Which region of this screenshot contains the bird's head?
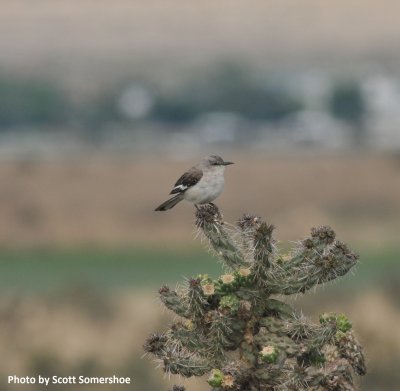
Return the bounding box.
[202,155,234,169]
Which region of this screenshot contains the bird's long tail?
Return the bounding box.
[155,194,184,211]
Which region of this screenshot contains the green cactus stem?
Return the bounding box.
[195,204,249,269]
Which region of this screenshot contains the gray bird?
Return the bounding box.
[155,155,234,211]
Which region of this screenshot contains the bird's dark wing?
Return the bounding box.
[169,167,203,194]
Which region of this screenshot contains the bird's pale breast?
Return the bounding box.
[184,166,225,204]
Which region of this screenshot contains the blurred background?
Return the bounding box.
[0,1,399,390]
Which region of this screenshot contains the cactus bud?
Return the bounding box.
[202,283,215,296]
[143,333,167,354]
[184,319,194,331]
[216,274,238,293]
[237,214,260,230]
[320,313,352,333]
[234,268,252,286]
[221,274,235,285]
[219,294,240,315]
[239,268,251,276]
[336,314,352,333]
[311,226,336,245]
[207,369,224,387]
[222,374,234,388]
[195,203,222,227]
[259,345,279,363]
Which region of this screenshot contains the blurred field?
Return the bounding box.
[0,152,399,389]
[0,187,398,391]
[0,153,399,247]
[2,0,400,88]
[1,2,400,389]
[0,246,398,294]
[1,1,399,390]
[0,246,399,391]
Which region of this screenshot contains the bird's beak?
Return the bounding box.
[223,161,234,165]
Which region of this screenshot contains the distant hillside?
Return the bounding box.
[1,0,399,87]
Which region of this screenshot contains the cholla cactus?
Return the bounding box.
[144,204,366,391]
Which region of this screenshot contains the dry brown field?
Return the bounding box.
[0,153,399,248]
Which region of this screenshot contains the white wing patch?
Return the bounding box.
[173,184,188,192]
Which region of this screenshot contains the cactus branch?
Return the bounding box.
[196,204,249,269]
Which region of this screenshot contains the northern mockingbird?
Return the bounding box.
[155,155,234,211]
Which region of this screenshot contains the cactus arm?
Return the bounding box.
[159,286,190,318]
[268,229,359,295]
[195,204,249,269]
